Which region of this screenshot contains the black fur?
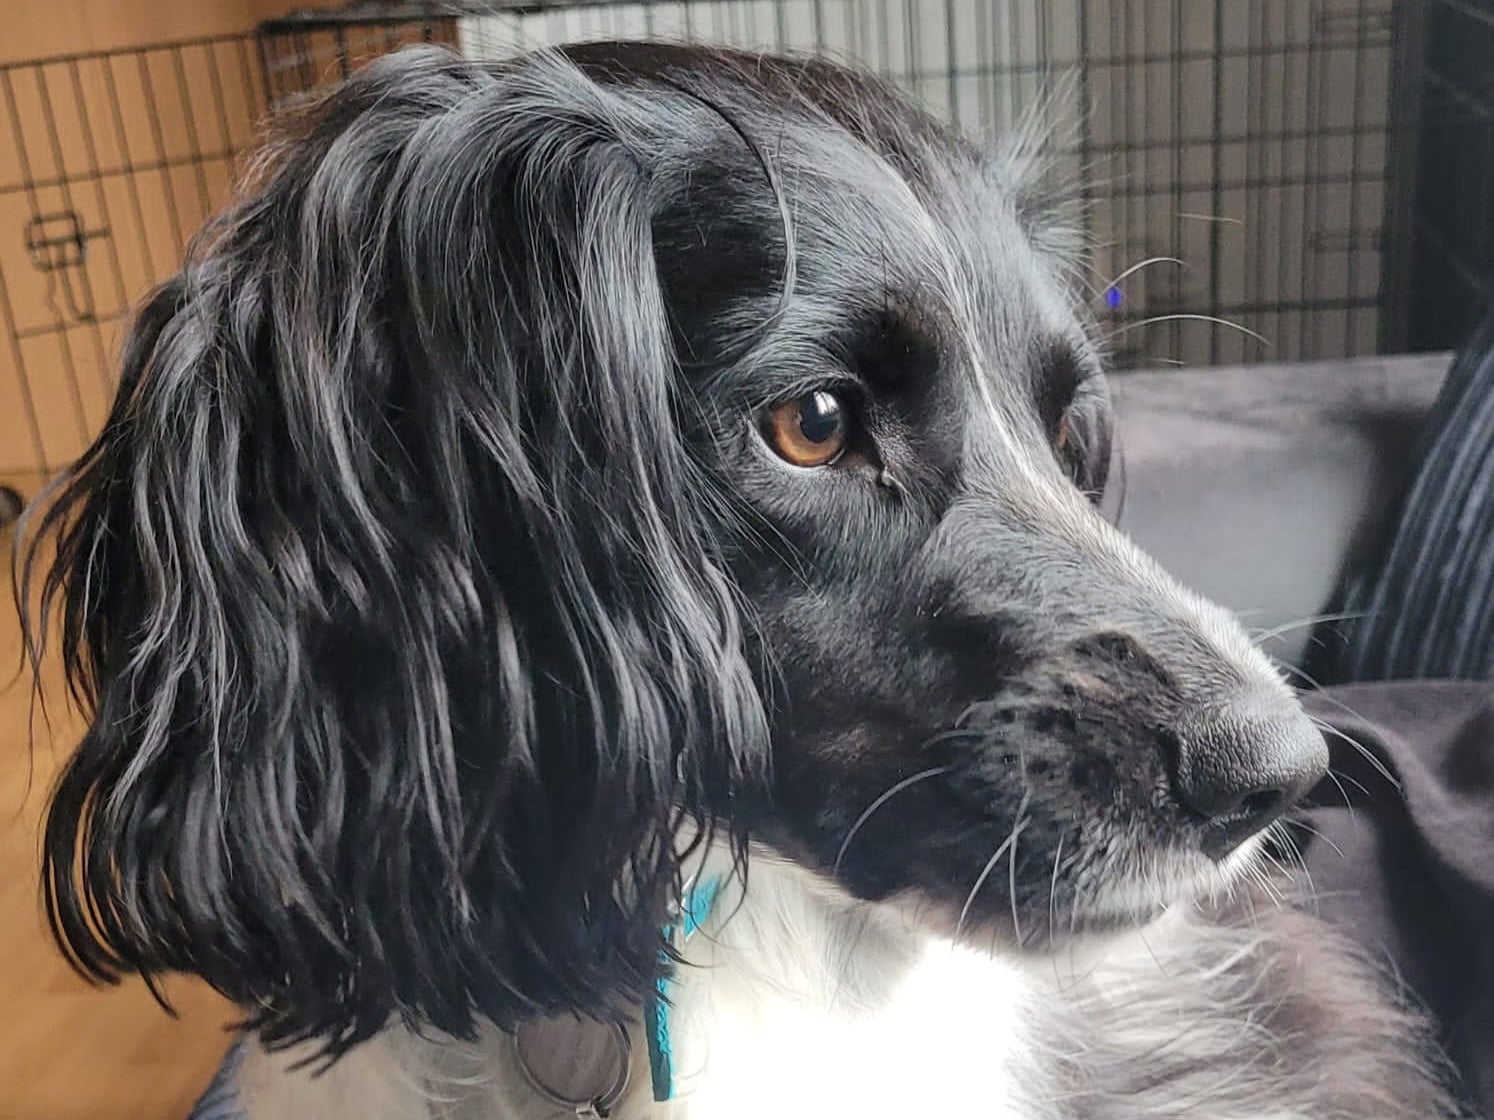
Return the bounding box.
[21,42,1334,1063]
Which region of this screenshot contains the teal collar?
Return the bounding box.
[645,876,723,1102]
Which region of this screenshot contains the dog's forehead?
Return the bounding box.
[654,108,1079,400]
[580,43,1079,361]
[812,150,1077,379]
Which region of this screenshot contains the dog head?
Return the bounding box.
[20,43,1326,1057]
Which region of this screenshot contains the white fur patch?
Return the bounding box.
[235,844,1455,1120]
[667,855,1037,1120]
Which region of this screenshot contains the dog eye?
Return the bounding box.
[762,391,851,467]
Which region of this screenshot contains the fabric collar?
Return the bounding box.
[645,875,723,1102]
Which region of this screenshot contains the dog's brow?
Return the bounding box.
[837,296,944,387]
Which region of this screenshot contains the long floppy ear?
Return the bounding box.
[19,46,765,1058]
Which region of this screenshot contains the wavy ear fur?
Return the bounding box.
[18,46,765,1057]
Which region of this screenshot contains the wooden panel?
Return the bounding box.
[0,0,347,66]
[0,575,236,1120]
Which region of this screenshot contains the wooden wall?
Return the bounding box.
[2,0,327,65]
[0,0,421,484]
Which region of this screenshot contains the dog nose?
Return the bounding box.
[1173,704,1328,859]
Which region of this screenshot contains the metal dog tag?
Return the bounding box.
[513,1015,632,1118]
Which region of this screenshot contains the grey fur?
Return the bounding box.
[1026,897,1467,1119]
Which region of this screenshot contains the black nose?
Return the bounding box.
[1173,704,1328,859]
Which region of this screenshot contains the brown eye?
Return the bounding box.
[762,391,850,467]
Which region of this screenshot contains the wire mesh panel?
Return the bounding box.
[0,36,265,505]
[445,0,1398,369]
[258,8,460,107]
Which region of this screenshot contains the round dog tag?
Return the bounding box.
[513,1015,632,1118]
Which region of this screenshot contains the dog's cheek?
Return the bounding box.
[759,720,937,891]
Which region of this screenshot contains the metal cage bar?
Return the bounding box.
[0,34,264,514]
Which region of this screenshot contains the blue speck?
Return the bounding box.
[1105,286,1124,310]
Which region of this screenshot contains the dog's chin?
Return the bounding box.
[1068,834,1265,929]
[906,832,1270,964]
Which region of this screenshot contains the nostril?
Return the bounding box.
[1177,780,1287,827]
[1238,788,1284,820]
[1171,706,1329,860]
[1182,780,1295,860]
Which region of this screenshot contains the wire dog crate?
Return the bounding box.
[0,37,268,517]
[0,0,1490,525]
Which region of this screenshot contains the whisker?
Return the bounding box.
[1099,313,1270,350]
[1065,856,1085,941]
[1276,661,1404,794]
[1008,802,1028,949]
[955,830,1021,939]
[1319,767,1364,818]
[1281,662,1388,732]
[955,795,1030,939]
[1259,843,1310,906]
[1095,255,1186,296]
[1176,211,1244,225]
[833,766,953,879]
[1241,853,1285,907]
[1047,831,1065,955]
[1311,716,1402,793]
[1267,822,1319,911]
[1250,610,1368,646]
[1335,765,1373,800]
[1287,818,1347,862]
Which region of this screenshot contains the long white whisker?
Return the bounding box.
[1311,716,1402,792]
[956,795,1030,939]
[833,766,953,878]
[1283,662,1398,759]
[1276,661,1404,794]
[1259,842,1311,909]
[1100,313,1270,349]
[1008,801,1028,949]
[1176,211,1244,225]
[1288,818,1347,862]
[955,830,1021,939]
[1047,831,1065,955]
[1249,864,1284,907]
[1268,822,1319,912]
[1250,610,1368,645]
[1097,255,1186,293]
[1319,767,1363,820]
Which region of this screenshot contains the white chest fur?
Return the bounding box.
[236,854,1047,1120]
[664,858,1038,1120]
[235,851,1427,1120]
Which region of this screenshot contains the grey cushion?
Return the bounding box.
[1109,353,1452,667]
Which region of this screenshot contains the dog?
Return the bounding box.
[19,42,1465,1119]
